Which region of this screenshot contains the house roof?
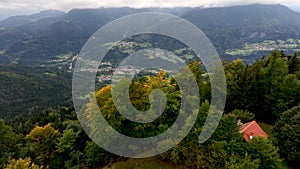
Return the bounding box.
[239,121,268,142]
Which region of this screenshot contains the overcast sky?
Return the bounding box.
[0,0,300,20]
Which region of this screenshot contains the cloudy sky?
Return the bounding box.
[0,0,299,20]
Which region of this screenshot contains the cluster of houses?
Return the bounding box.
[97,63,159,82]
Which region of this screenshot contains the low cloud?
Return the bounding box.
[0,0,298,11]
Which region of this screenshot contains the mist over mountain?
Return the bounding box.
[1,4,300,65]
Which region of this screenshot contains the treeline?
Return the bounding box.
[225,51,300,124]
[0,51,299,168]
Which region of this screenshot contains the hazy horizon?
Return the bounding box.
[0,2,300,21]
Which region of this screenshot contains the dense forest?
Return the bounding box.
[0,65,72,119]
[0,51,299,169]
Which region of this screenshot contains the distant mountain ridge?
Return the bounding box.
[183,4,300,56]
[1,4,300,65]
[0,10,67,64]
[0,10,66,27]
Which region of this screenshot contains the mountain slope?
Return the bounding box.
[181,4,300,54]
[0,10,67,64]
[1,4,300,65]
[1,8,143,65]
[0,10,66,27]
[0,64,72,119]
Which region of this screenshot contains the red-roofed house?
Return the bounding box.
[239,121,268,142]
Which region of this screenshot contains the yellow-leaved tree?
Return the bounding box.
[25,124,59,167]
[5,157,45,169]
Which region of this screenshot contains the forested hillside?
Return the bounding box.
[1,4,300,65]
[0,51,299,169]
[0,65,72,119]
[0,4,300,169]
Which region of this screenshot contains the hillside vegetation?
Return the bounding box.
[0,51,299,169]
[0,64,72,119]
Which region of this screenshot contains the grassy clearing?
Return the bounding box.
[104,158,185,169]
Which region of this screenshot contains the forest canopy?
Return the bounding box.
[0,51,299,169]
